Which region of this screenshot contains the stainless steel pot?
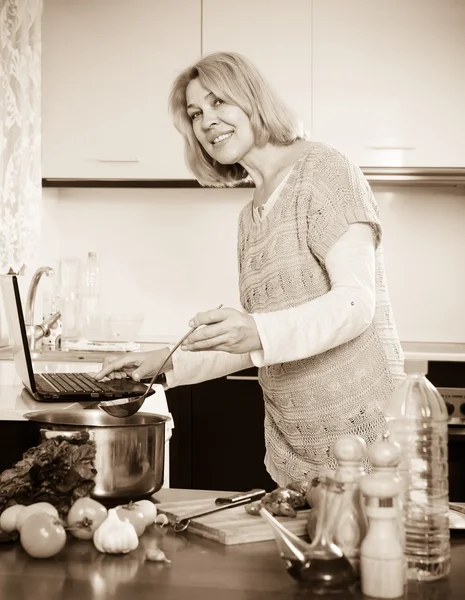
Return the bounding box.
[24,410,169,503]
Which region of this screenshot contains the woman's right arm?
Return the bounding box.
[94,347,253,386]
[93,348,172,381]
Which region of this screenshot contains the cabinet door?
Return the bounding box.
[42,0,200,179]
[312,0,465,167]
[191,370,276,492]
[202,0,312,136]
[166,385,193,489]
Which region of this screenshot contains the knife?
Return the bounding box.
[171,489,266,533]
[449,502,465,515]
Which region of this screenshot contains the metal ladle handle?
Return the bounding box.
[141,303,224,396]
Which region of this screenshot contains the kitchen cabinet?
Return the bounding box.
[311,0,465,167]
[165,384,193,489]
[202,0,312,136]
[0,422,34,473]
[42,0,200,179]
[190,369,275,492]
[166,369,276,493]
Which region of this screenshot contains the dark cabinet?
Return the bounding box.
[0,421,35,473]
[165,384,193,489]
[166,368,276,493]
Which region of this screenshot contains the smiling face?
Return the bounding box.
[185,78,255,165]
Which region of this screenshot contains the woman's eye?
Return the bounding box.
[190,111,201,120]
[212,97,224,107]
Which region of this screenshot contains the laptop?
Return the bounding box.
[0,274,154,402]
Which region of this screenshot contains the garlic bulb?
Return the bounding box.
[93,508,139,554]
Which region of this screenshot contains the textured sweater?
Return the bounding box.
[237,142,405,486]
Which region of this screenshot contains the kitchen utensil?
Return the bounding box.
[449,502,465,515]
[24,409,169,502]
[98,305,222,418]
[171,489,266,532]
[156,496,311,545]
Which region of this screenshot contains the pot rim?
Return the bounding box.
[24,410,170,428]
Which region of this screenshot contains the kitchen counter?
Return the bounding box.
[401,341,465,362]
[1,338,465,420]
[0,488,463,600]
[0,361,101,420]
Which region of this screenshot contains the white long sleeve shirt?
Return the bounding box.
[250,222,375,366]
[166,221,376,387]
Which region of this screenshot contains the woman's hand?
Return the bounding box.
[183,307,262,354]
[93,348,172,382]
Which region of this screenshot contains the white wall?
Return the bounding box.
[33,183,465,343]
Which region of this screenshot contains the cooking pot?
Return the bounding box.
[24,410,169,503]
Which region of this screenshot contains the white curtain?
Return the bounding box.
[0,0,42,275]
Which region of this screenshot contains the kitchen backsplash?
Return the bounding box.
[30,184,465,343]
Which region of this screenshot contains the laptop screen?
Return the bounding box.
[0,275,37,393]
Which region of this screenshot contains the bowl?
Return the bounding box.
[109,313,144,341]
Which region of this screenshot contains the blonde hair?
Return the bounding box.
[169,52,307,187]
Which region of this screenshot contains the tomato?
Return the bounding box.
[0,504,26,533]
[16,502,59,531]
[133,500,157,527]
[67,497,108,540]
[20,513,67,559]
[115,504,146,537]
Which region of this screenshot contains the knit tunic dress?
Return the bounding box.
[237,142,405,486]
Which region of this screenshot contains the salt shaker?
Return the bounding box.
[332,434,368,572]
[360,471,405,599]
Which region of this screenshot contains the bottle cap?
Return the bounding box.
[368,432,401,469]
[333,434,367,464]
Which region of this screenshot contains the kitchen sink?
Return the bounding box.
[0,346,123,363]
[0,341,165,363]
[32,349,117,363]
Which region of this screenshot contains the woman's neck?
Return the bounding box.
[241,139,309,189]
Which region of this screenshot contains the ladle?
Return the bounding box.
[98,305,222,418]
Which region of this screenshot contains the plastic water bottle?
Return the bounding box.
[81,252,101,338]
[384,373,450,581]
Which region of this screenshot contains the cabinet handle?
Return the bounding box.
[226,375,259,381]
[367,145,415,151]
[95,158,141,163]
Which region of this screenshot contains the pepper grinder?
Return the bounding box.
[367,432,404,549]
[332,434,368,572]
[360,471,405,599]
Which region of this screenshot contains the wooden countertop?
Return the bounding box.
[0,488,464,600]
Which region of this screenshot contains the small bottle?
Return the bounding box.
[360,472,405,599]
[384,373,450,582]
[81,251,101,339]
[332,435,368,573]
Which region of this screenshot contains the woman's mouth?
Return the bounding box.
[212,132,233,146]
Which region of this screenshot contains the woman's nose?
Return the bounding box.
[201,110,219,130]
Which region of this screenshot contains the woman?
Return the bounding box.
[95,52,405,487]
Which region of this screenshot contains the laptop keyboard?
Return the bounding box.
[36,372,113,395]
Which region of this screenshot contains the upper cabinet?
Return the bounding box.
[202,0,312,138]
[42,0,200,179]
[42,0,465,181]
[311,0,465,167]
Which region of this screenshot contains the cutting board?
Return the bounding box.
[156,497,312,546]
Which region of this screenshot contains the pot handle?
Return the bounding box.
[40,429,95,441]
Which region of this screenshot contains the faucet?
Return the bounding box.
[25,266,62,351]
